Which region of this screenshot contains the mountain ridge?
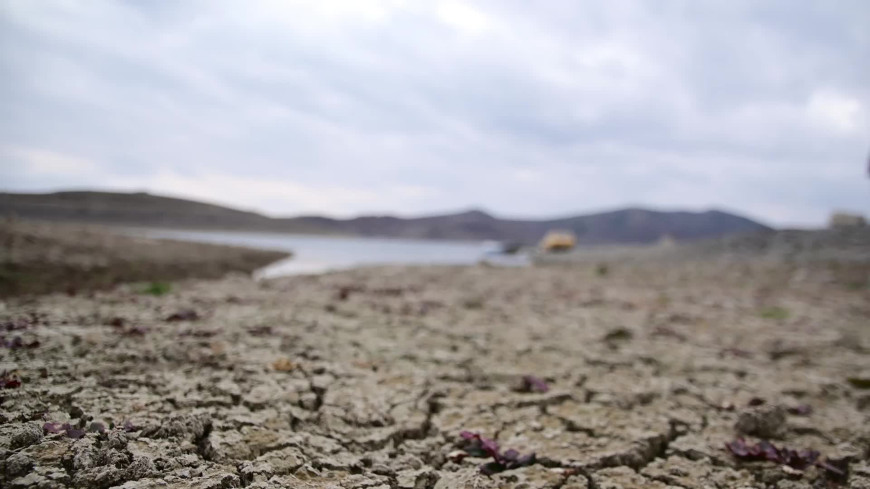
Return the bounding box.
[0,190,772,244]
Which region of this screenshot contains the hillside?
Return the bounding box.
[0,191,276,229]
[0,191,771,244]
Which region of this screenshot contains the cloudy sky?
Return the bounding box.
[1,1,868,226]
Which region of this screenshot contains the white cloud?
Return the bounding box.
[806,89,866,135]
[511,169,543,183]
[5,146,99,176]
[102,170,437,218]
[435,2,494,35]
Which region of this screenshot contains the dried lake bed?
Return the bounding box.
[1,228,869,488]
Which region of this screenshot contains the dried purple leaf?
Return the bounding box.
[65,428,86,439]
[44,421,89,439]
[501,449,520,462]
[722,348,753,358]
[726,437,846,477]
[0,370,22,389]
[514,375,550,393]
[2,319,30,331]
[179,329,217,338]
[459,431,500,458]
[336,285,364,301]
[651,326,687,341]
[787,404,812,416]
[457,431,536,475]
[107,317,126,328]
[747,397,766,407]
[516,453,536,466]
[123,420,138,432]
[1,336,40,349]
[120,326,148,336]
[165,309,200,322]
[372,287,405,296]
[337,287,352,301]
[247,325,273,337]
[603,328,634,342]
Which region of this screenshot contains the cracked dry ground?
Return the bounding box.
[1,260,869,488]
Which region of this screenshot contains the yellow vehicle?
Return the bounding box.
[539,230,577,252]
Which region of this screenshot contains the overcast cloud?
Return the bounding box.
[1,0,868,226]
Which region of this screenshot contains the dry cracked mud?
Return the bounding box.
[1,258,869,488]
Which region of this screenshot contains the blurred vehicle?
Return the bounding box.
[538,230,577,253]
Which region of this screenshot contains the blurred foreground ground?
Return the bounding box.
[1,224,869,488]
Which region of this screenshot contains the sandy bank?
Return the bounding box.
[0,220,290,298]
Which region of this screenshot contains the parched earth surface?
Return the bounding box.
[1,258,869,488]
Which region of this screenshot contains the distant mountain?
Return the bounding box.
[0,191,275,230]
[0,191,772,244]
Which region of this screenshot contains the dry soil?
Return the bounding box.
[1,247,869,488]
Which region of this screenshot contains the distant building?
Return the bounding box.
[656,234,676,247]
[539,230,577,252]
[828,212,867,229]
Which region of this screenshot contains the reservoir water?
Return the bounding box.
[129,229,527,277]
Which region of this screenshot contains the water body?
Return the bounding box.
[130,229,528,277]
